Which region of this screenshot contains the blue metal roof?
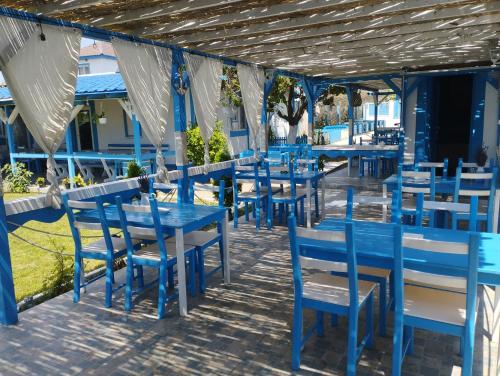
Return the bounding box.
[0,73,127,103]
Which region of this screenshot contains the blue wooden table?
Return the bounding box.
[383,174,500,232]
[77,202,230,316]
[315,219,500,285]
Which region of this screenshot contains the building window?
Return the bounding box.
[78,63,90,75]
[378,102,389,116]
[367,103,375,116]
[393,100,400,119]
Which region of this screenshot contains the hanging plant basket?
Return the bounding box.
[352,91,362,107]
[98,117,107,125]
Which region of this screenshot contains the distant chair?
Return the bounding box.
[54,161,69,180]
[416,159,448,177]
[397,166,436,224]
[453,164,497,232]
[288,217,375,374]
[74,158,95,182]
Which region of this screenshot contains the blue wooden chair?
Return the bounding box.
[414,193,478,230]
[392,225,480,376]
[344,187,400,337]
[186,179,226,293]
[63,195,134,308]
[454,165,497,232]
[232,162,268,231]
[288,216,375,374]
[397,166,436,224]
[416,159,448,177]
[265,161,306,228]
[116,194,197,319]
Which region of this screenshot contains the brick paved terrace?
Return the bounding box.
[0,172,498,376]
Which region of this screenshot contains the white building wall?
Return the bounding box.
[81,57,118,74]
[482,81,499,159]
[363,99,400,127]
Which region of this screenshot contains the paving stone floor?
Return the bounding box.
[0,168,498,375]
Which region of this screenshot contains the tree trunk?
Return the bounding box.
[288,124,298,144]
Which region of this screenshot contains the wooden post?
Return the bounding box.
[373,93,379,142]
[172,50,189,203]
[346,86,354,176]
[65,120,76,188]
[5,106,16,168]
[132,114,142,167]
[262,71,275,153]
[0,184,18,325]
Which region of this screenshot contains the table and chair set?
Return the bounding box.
[287,157,500,375]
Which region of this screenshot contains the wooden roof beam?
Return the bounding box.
[166,0,495,44]
[34,0,113,15]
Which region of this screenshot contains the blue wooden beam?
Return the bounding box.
[131,114,142,166]
[0,196,18,325]
[383,78,402,97]
[4,106,16,167]
[414,77,430,163]
[65,120,76,188]
[469,72,487,161]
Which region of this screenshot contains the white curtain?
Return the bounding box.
[183,53,222,172]
[0,17,81,208]
[237,64,265,157]
[112,38,172,182]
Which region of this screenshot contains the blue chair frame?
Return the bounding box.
[288,216,375,375]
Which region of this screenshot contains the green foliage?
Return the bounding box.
[1,162,33,193]
[73,173,86,187]
[186,121,230,166]
[318,85,345,106]
[42,242,74,299]
[221,66,242,107]
[36,177,45,187]
[126,160,146,178]
[267,76,294,112]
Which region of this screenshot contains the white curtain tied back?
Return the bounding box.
[112,38,173,182]
[236,64,265,158]
[183,53,222,173]
[0,16,81,208]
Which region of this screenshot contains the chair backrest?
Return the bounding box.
[295,158,318,172]
[288,215,359,310]
[62,195,114,255]
[454,166,497,199]
[116,194,170,261]
[265,161,297,197]
[458,158,491,172]
[414,194,478,230]
[188,179,226,207]
[416,159,448,177]
[232,162,261,198]
[394,225,479,325]
[398,165,436,198]
[345,187,399,223]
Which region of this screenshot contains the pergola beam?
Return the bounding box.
[34,0,113,15]
[90,0,244,27]
[215,25,500,57]
[166,0,500,44]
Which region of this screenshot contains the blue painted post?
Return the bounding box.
[302,78,316,145]
[415,78,428,164]
[4,106,16,168]
[189,89,196,126]
[172,50,189,203]
[89,101,100,152]
[469,72,487,162]
[373,93,379,142]
[400,73,408,165]
[262,71,276,153]
[65,120,76,188]
[0,194,18,325]
[131,114,142,167]
[346,86,354,175]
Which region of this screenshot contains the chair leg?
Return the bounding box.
[316,311,324,337]
[291,301,303,370]
[137,265,144,289]
[158,264,167,319]
[331,314,338,327]
[233,202,239,229]
[105,259,113,308]
[314,190,319,218]
[462,331,474,376]
[404,325,414,356]
[366,294,375,349]
[188,253,197,297]
[256,201,261,230]
[267,197,273,229]
[167,265,174,289]
[244,202,249,222]
[379,279,387,337]
[125,261,134,312]
[347,310,359,376]
[300,199,305,226]
[392,311,404,376]
[73,254,81,303]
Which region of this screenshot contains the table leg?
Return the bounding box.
[347,157,351,177]
[321,176,326,220]
[222,211,230,284]
[495,286,500,374]
[382,183,387,222]
[175,228,188,317]
[306,179,312,228]
[493,190,500,234]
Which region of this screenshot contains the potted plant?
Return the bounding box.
[62,177,70,189]
[137,174,150,204]
[73,174,86,188]
[126,160,145,179]
[36,177,45,188]
[475,145,488,171]
[96,111,107,125]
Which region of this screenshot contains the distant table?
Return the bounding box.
[311,144,400,159]
[383,174,500,232]
[77,202,229,317]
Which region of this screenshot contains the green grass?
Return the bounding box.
[5,192,104,302]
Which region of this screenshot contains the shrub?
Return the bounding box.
[1,162,33,193]
[126,160,145,178]
[186,121,230,166]
[36,177,45,187]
